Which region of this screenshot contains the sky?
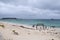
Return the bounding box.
[0,0,60,19]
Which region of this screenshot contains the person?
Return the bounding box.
[32,25,35,28]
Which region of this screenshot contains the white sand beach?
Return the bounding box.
[0,21,60,40]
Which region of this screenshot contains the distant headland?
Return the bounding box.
[1,18,17,19]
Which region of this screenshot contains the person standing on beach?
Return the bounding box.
[32,25,35,28]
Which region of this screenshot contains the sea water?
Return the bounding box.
[0,19,60,27]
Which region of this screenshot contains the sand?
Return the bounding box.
[0,21,60,40]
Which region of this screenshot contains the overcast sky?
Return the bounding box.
[0,0,60,19]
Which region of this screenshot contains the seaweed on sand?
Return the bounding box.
[12,30,19,35]
[20,26,25,28]
[0,24,5,28]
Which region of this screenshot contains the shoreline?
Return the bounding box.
[0,21,33,28]
[0,20,60,28]
[0,21,60,31]
[0,21,32,27]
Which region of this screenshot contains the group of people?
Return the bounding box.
[32,23,56,31]
[32,24,47,31]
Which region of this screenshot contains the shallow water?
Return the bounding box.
[0,19,60,27]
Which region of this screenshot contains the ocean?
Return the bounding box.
[0,19,60,27]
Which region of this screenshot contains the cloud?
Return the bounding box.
[0,0,60,10]
[0,0,60,19]
[28,0,60,10]
[0,2,41,14]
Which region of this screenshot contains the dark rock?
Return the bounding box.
[52,39,54,40]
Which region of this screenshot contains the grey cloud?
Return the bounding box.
[0,0,28,6]
[28,0,60,10]
[0,0,60,19]
[0,0,60,10]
